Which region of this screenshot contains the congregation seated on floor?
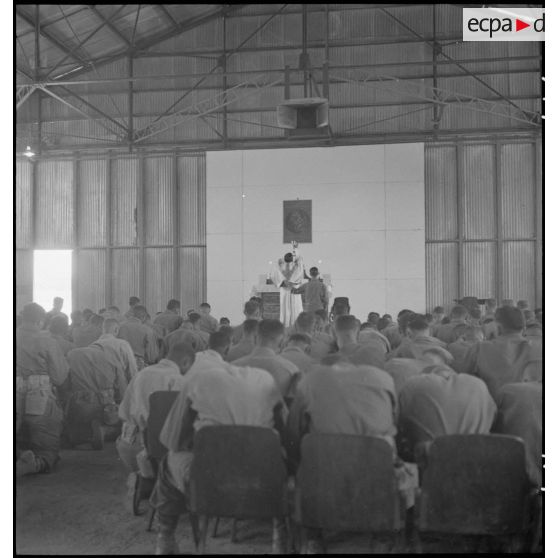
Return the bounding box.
[16,293,543,554]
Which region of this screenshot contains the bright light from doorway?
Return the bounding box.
[33,250,73,316]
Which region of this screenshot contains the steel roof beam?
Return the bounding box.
[16,84,39,110]
[35,55,541,87]
[45,6,129,80]
[19,93,540,126]
[16,6,88,39]
[133,75,283,143]
[52,85,129,133]
[15,7,90,66]
[16,66,35,83]
[155,5,180,29]
[379,7,529,117]
[88,6,131,47]
[18,128,541,156]
[50,5,247,82]
[138,4,285,135]
[331,71,541,126]
[38,85,126,139]
[134,35,467,57]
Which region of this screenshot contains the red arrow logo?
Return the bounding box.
[516,18,530,31]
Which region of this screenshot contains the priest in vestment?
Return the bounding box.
[271,243,305,327]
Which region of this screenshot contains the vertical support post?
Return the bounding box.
[106,152,113,306]
[323,4,331,142]
[324,3,329,64]
[494,141,503,304]
[34,5,40,81]
[432,4,439,130]
[456,142,463,301]
[137,153,145,304]
[302,4,308,98]
[72,154,80,312]
[285,65,291,100]
[37,91,42,156]
[30,158,38,304]
[222,13,228,148]
[35,5,42,154]
[31,158,38,249]
[173,151,180,300]
[128,55,134,150]
[200,154,208,305]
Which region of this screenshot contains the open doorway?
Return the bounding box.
[33,250,73,317]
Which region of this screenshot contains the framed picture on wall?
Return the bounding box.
[283,200,312,243]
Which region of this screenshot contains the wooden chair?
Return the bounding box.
[293,433,403,553]
[417,434,535,552]
[189,425,290,554]
[135,390,179,530]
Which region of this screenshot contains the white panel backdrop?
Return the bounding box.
[206,144,425,324]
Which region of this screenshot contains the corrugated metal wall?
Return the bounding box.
[425,138,542,311]
[111,249,140,313]
[78,159,108,247]
[16,161,33,249]
[111,158,139,247]
[16,139,541,316]
[15,151,206,314]
[35,160,75,248]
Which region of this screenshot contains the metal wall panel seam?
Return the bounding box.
[72,154,79,310]
[31,159,37,249]
[144,156,170,245]
[501,143,535,239]
[100,244,207,249]
[15,161,33,249]
[424,144,458,240]
[111,157,138,246]
[173,151,180,299]
[427,238,534,243]
[495,141,502,303]
[138,154,145,303]
[456,141,463,299]
[106,152,112,307]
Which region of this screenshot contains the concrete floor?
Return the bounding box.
[15,442,537,555]
[15,442,391,555]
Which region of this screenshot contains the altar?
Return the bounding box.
[251,281,281,320]
[251,273,332,320]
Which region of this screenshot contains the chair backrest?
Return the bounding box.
[418,434,530,535]
[189,425,288,519]
[146,390,179,461]
[295,433,400,532]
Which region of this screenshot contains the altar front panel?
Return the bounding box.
[260,291,280,320]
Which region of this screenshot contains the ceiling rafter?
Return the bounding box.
[45,5,129,80]
[16,6,88,38]
[15,7,90,67]
[87,6,131,47]
[379,7,529,117]
[53,85,129,133]
[155,5,180,29]
[37,85,126,139]
[50,4,247,82]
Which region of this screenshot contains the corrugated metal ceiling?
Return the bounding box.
[16,4,223,79]
[16,4,542,152]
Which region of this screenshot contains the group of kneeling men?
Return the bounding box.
[16,296,542,554]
